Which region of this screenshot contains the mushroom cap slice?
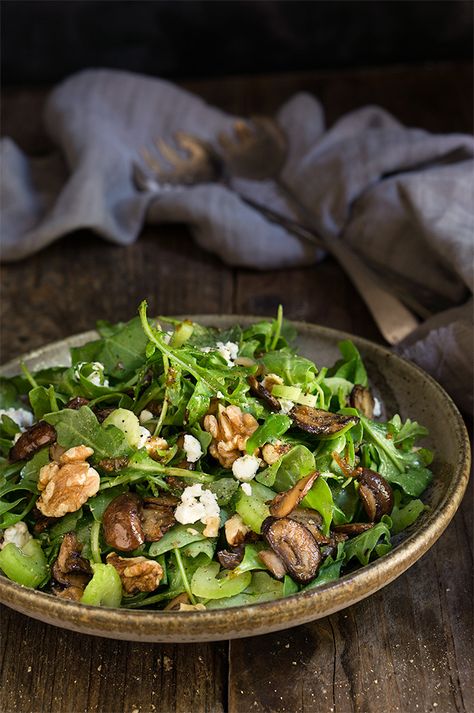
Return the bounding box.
[333,522,375,536]
[269,471,319,518]
[357,468,393,522]
[261,516,322,584]
[290,405,359,436]
[349,385,375,418]
[258,549,287,579]
[9,421,57,463]
[102,492,145,551]
[247,375,281,412]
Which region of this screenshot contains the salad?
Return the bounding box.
[0,303,434,611]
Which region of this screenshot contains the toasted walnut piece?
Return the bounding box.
[261,441,292,465]
[203,516,220,538]
[261,373,284,391]
[59,445,94,464]
[224,513,251,547]
[178,603,207,611]
[36,446,100,518]
[165,592,190,610]
[145,436,169,461]
[204,405,258,468]
[106,553,163,594]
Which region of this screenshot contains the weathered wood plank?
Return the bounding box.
[0,607,228,713]
[228,478,473,713]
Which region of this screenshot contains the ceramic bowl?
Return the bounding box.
[0,316,470,642]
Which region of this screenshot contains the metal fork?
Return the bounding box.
[134,122,419,344]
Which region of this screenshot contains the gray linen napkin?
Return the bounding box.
[1,69,473,411]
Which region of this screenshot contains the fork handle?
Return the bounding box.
[274,180,419,345]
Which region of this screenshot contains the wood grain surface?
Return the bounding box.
[1,63,472,713]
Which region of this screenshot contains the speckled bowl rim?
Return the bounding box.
[0,316,470,642]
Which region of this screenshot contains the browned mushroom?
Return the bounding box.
[261,516,321,584]
[217,546,245,570]
[333,522,375,536]
[97,456,130,473]
[51,532,92,600]
[290,405,359,437]
[65,396,90,410]
[140,496,178,542]
[247,375,281,411]
[9,421,57,462]
[258,549,287,579]
[269,471,319,518]
[94,407,116,423]
[288,508,329,542]
[349,386,375,418]
[102,493,145,551]
[164,592,190,610]
[357,468,393,522]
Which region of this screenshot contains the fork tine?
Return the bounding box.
[155,137,186,168]
[141,147,166,175]
[175,132,208,162]
[233,119,254,142]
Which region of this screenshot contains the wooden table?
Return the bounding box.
[1,64,472,713]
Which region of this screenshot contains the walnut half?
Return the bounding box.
[106,553,164,594]
[203,405,258,468]
[36,445,100,518]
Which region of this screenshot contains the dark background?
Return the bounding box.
[2,0,473,86]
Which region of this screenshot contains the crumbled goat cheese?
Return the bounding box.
[0,408,34,431]
[74,361,109,387]
[139,409,154,424]
[278,399,295,415]
[136,426,152,449]
[241,482,252,496]
[1,522,32,550]
[183,434,203,463]
[373,397,382,417]
[216,391,224,399]
[232,454,261,482]
[216,341,239,367]
[174,484,220,533]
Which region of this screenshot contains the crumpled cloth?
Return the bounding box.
[1,69,473,412]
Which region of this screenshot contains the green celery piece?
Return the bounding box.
[148,523,207,557]
[45,406,129,462]
[191,561,251,599]
[170,320,194,348]
[102,408,141,448]
[81,563,122,607]
[205,571,285,609]
[235,490,270,534]
[0,539,49,588]
[245,413,292,455]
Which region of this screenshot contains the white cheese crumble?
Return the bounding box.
[139,409,154,424]
[241,482,252,496]
[183,434,203,463]
[232,454,261,482]
[373,397,382,418]
[74,361,109,387]
[136,426,152,449]
[216,341,239,367]
[174,484,220,534]
[278,398,295,415]
[1,522,32,550]
[0,408,34,431]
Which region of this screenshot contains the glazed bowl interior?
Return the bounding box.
[0,316,470,642]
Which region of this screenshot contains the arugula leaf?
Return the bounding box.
[328,340,368,387]
[390,490,428,535]
[302,542,345,590]
[301,476,334,534]
[0,379,23,409]
[344,516,392,566]
[256,444,315,489]
[45,406,129,462]
[71,317,149,380]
